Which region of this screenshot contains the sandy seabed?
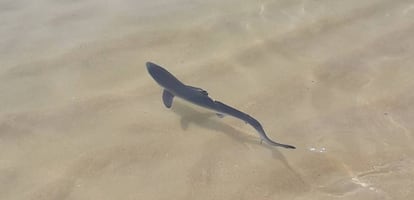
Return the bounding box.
[1,0,414,199]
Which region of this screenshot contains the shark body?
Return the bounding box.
[146,62,295,149]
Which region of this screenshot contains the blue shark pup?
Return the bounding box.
[146,62,295,149]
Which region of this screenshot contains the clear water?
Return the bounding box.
[1,0,414,199]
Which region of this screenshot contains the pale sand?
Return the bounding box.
[1,0,414,199]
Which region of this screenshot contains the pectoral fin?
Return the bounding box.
[162,90,174,108]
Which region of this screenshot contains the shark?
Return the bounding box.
[146,62,295,149]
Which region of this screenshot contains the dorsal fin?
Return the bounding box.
[162,90,174,108]
[186,85,208,96]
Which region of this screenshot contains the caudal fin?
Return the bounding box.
[262,137,296,149]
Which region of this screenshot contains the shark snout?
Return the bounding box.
[146,62,162,80]
[146,62,157,73]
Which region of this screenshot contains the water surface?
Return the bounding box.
[1,0,414,199]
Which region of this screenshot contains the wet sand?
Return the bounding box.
[1,0,414,199]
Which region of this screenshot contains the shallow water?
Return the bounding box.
[1,0,414,199]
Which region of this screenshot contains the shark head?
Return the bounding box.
[146,62,168,82]
[146,62,183,89]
